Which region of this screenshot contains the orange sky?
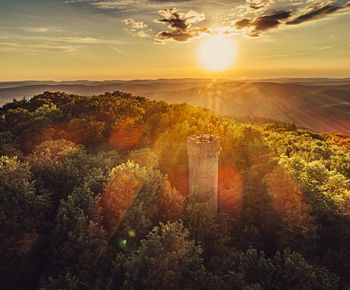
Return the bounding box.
[1,0,350,80]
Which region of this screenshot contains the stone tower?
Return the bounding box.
[187,134,220,212]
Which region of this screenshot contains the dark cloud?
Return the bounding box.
[287,2,350,25]
[154,8,209,43]
[235,18,251,29]
[232,0,350,37]
[156,29,202,42]
[234,10,291,36]
[251,10,291,36]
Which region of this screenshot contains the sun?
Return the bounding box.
[197,35,236,71]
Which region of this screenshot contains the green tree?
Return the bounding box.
[124,221,209,290]
[0,156,50,289]
[43,179,109,290]
[99,161,184,248]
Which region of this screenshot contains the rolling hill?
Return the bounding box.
[1,79,349,135]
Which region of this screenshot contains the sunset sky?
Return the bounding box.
[1,0,350,80]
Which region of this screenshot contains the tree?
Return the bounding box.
[27,140,93,202]
[127,148,159,169]
[264,166,318,253]
[124,221,208,290]
[99,161,184,246]
[27,139,80,172]
[0,131,21,157]
[66,117,106,146]
[216,247,339,290]
[0,156,50,289]
[108,118,147,152]
[42,179,109,290]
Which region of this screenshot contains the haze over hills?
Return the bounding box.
[1,78,349,135]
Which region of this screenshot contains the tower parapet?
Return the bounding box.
[187,134,220,212]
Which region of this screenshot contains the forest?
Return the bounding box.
[0,91,350,290]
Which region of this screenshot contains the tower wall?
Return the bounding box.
[187,134,220,212]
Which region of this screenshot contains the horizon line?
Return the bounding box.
[1,76,350,83]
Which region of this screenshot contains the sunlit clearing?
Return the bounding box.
[198,35,235,71]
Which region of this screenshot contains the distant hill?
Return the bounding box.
[1,78,349,135]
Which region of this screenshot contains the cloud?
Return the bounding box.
[287,1,350,25]
[0,41,82,53]
[0,25,60,35]
[255,38,350,59]
[64,0,91,3]
[233,10,291,36]
[250,10,291,36]
[122,18,151,37]
[245,0,273,11]
[154,8,209,43]
[21,27,51,33]
[89,0,139,10]
[15,35,129,45]
[62,0,350,40]
[231,0,350,37]
[109,46,128,56]
[0,34,129,54]
[0,24,129,52]
[66,0,200,10]
[234,18,251,29]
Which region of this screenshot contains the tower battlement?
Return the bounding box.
[187,134,220,212]
[187,134,220,157]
